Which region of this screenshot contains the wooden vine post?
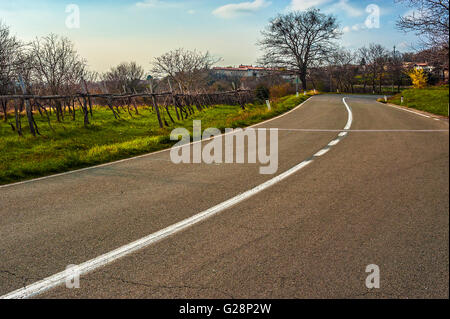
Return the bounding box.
[100,82,118,119]
[167,79,180,121]
[232,82,245,110]
[18,75,39,136]
[149,78,164,129]
[0,88,254,136]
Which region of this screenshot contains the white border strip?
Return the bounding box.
[377,101,448,120]
[277,129,448,132]
[1,97,353,299]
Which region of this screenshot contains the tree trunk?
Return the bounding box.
[300,73,307,91]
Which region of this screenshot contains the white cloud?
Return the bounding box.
[136,0,179,8]
[397,41,411,50]
[329,0,363,17]
[351,24,361,31]
[136,0,162,7]
[213,0,271,19]
[289,0,362,16]
[342,23,366,33]
[187,9,195,14]
[288,0,332,11]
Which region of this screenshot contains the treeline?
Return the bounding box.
[310,44,448,94]
[0,23,223,97]
[0,22,254,137]
[256,4,448,94]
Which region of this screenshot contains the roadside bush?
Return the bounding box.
[270,83,293,99]
[408,69,428,89]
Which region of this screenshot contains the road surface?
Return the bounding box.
[0,95,448,298]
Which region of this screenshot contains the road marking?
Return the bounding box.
[378,101,449,123]
[314,148,330,157]
[0,97,315,189]
[0,97,353,299]
[276,129,448,132]
[378,101,433,119]
[343,98,353,130]
[328,139,340,146]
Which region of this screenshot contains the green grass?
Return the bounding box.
[384,85,449,116]
[0,94,310,185]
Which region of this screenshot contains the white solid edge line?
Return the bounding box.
[277,128,448,132]
[1,96,353,299]
[377,101,431,118]
[1,159,313,299]
[0,97,314,189]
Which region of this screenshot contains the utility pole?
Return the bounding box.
[392,45,396,93]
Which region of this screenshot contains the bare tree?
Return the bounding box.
[396,0,449,51]
[328,48,358,93]
[30,34,88,122]
[102,61,144,93]
[0,22,22,91]
[30,34,87,95]
[258,9,341,91]
[360,44,389,93]
[152,48,220,92]
[0,22,22,121]
[0,22,38,134]
[387,46,405,92]
[357,46,371,93]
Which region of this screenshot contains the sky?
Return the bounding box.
[0,0,420,73]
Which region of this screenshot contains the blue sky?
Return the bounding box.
[0,0,420,73]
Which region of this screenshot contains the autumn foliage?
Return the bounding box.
[408,68,428,89]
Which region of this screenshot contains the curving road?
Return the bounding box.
[0,94,448,298]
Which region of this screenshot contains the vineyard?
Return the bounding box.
[0,92,310,185]
[0,88,254,137]
[0,21,313,185]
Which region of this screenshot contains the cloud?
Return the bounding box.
[289,0,362,16]
[136,0,162,7]
[352,24,362,31]
[329,0,363,17]
[342,23,366,33]
[288,0,332,11]
[187,9,195,14]
[397,41,411,50]
[213,0,271,19]
[136,0,179,8]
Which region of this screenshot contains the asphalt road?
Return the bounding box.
[0,95,448,298]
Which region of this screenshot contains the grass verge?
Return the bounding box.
[0,94,311,185]
[379,85,449,116]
